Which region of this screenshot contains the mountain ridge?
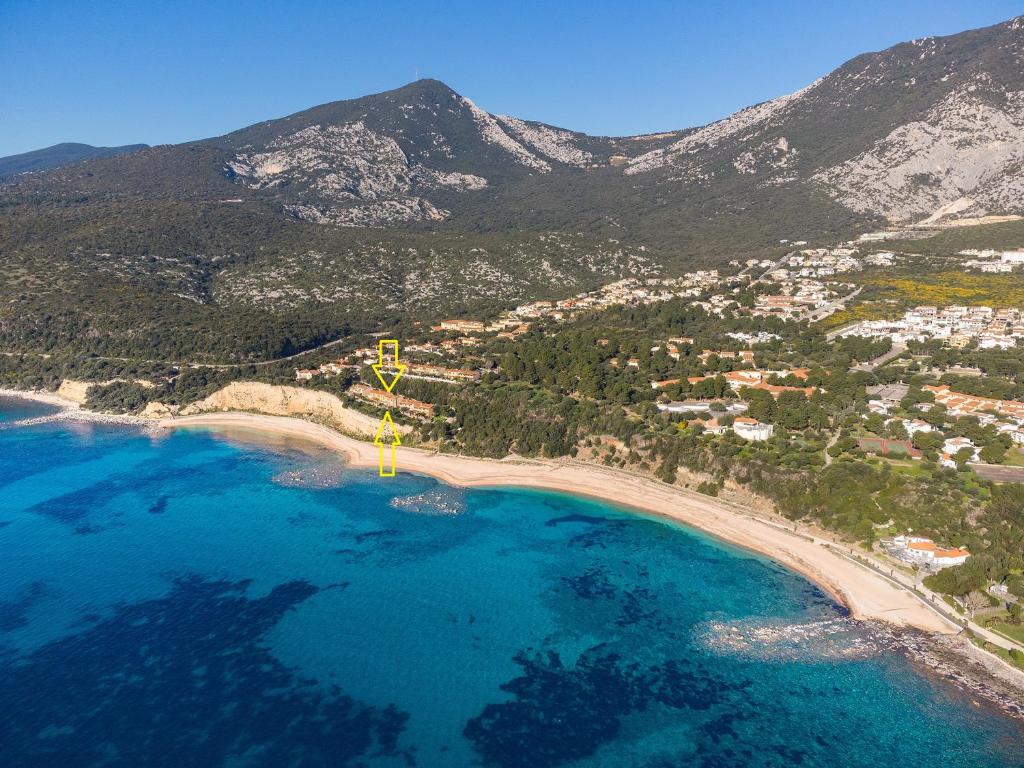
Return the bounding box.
[0,142,148,181]
[7,15,1024,230]
[2,15,1024,359]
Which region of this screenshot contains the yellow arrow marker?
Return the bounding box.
[371,339,407,393]
[374,411,401,477]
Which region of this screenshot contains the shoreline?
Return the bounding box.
[159,411,954,634]
[0,388,152,427]
[162,412,1024,721]
[4,396,1023,720]
[0,387,81,409]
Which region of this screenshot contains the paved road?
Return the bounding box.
[826,321,862,341]
[793,528,1024,658]
[852,342,907,372]
[805,286,863,323]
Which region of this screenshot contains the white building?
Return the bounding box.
[980,336,1018,349]
[732,417,773,441]
[886,417,932,437]
[943,436,977,458]
[887,535,970,568]
[905,419,933,436]
[657,401,748,416]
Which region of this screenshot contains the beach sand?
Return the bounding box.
[0,388,151,426]
[161,411,956,635]
[0,388,82,409]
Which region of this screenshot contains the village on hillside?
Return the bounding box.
[293,239,1024,466]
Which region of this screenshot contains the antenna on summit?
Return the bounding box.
[415,67,419,81]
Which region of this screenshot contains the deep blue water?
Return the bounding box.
[0,397,1021,767]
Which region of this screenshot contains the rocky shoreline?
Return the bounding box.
[894,627,1024,724]
[0,388,156,429]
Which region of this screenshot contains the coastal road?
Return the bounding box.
[806,539,1024,659]
[751,516,1024,658]
[750,512,1024,660]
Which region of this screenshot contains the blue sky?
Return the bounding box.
[1,0,1022,156]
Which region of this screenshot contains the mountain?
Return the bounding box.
[623,15,1024,225]
[214,78,661,227]
[4,80,677,226]
[2,15,1024,361]
[0,142,148,181]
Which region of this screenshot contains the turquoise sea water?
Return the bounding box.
[0,396,1021,767]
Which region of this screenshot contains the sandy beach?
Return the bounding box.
[0,388,150,426]
[0,388,81,409]
[6,394,1024,714]
[160,411,957,635]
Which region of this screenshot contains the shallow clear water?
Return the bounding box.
[0,394,59,423]
[0,401,1021,767]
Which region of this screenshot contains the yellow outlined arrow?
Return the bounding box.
[374,411,401,477]
[371,339,406,393]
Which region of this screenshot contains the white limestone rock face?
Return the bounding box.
[814,80,1024,223]
[495,115,593,167]
[284,198,448,227]
[226,122,486,226]
[459,96,552,172]
[733,137,796,175]
[625,79,823,177]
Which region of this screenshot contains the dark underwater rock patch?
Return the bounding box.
[559,566,616,600]
[0,582,52,632]
[544,513,613,528]
[147,495,169,515]
[354,528,401,544]
[464,645,750,768]
[28,453,245,528]
[0,575,411,767]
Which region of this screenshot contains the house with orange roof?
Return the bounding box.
[651,379,681,390]
[439,319,486,333]
[686,370,814,398]
[925,384,1024,421]
[886,535,969,569]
